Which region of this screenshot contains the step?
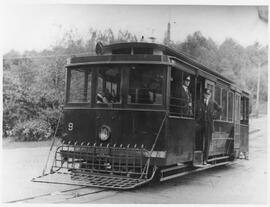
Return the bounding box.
[207,156,229,162]
[160,161,231,182]
[160,164,188,173]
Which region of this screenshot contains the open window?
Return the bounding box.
[228,91,234,122]
[214,85,222,120]
[170,68,195,117]
[221,88,228,121]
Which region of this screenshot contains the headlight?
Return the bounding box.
[98,125,111,141]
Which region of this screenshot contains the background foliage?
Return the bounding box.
[3,28,268,141]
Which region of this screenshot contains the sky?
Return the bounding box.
[2,4,268,53]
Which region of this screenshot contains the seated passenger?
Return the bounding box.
[111,89,119,103]
[97,92,109,103]
[104,88,113,103]
[138,83,152,104]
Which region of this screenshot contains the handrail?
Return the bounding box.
[142,112,167,177]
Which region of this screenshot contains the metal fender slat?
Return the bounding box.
[32,170,156,190]
[32,142,157,190]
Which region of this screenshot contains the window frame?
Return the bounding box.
[66,67,93,105]
[214,84,234,123]
[95,65,123,106]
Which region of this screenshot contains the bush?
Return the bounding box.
[39,108,64,137]
[12,119,53,141]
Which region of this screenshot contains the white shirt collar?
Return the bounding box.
[182,85,188,91]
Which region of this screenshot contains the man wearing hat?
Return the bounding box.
[196,88,222,165]
[179,75,193,115]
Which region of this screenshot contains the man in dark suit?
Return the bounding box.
[179,75,193,115]
[196,88,222,164]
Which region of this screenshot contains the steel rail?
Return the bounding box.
[6,186,90,203]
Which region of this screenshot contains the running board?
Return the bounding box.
[207,156,230,163]
[160,161,230,182]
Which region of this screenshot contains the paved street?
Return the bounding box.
[1,115,268,204]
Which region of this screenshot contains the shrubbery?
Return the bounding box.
[3,56,64,141]
[11,119,53,141]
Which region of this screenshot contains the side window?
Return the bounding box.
[241,97,249,124]
[221,88,228,121]
[228,92,234,122]
[235,94,241,122]
[170,68,194,117]
[246,98,249,122]
[215,86,222,120]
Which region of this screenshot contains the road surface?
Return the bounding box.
[1,115,268,204]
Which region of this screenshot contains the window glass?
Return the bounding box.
[97,66,121,103]
[221,89,228,121]
[228,92,234,122]
[128,65,163,104]
[236,95,241,121]
[69,69,91,103]
[240,97,244,121]
[240,97,249,124]
[245,98,249,122]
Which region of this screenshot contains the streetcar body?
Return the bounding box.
[33,42,249,189]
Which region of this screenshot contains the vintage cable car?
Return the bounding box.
[33,42,249,189]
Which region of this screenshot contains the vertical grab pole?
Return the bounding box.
[144,112,167,177]
[42,110,62,176]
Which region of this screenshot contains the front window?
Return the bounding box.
[66,64,165,107]
[68,68,92,103]
[128,65,164,105]
[97,66,121,104]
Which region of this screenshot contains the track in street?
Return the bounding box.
[6,186,110,203]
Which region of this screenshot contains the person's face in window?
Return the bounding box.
[204,91,211,101]
[184,76,191,87]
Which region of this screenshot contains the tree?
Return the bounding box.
[173,31,219,69]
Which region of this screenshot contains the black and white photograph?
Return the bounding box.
[1,0,269,204]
